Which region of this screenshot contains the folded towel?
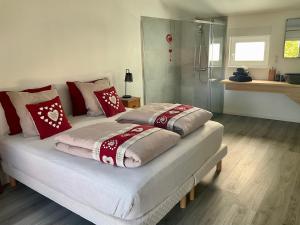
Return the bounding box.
[117,103,213,137]
[229,75,252,82]
[233,71,249,76]
[55,122,180,168]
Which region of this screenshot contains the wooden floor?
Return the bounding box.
[1,114,300,225]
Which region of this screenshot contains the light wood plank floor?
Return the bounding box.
[1,115,300,225]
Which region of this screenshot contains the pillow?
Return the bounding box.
[26,96,72,139]
[23,85,53,93]
[76,79,111,116]
[0,91,22,135]
[94,86,126,117]
[0,104,9,136]
[0,85,53,135]
[7,89,59,137]
[67,78,110,116]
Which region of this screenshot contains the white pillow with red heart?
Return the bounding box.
[26,96,72,139]
[94,86,125,117]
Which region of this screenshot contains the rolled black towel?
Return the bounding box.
[229,75,252,82]
[233,71,249,76]
[236,67,246,73]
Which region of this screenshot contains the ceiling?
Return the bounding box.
[161,0,300,17]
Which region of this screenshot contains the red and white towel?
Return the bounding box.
[117,103,213,136]
[55,122,180,168]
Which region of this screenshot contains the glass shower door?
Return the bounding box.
[193,23,211,110]
[208,22,226,114]
[193,20,226,113]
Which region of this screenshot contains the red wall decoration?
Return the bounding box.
[166,33,173,62]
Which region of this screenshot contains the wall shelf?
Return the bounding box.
[221,79,300,104]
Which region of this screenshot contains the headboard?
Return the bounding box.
[0,74,114,136]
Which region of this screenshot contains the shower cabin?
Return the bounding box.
[141,17,227,114]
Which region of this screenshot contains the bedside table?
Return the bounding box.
[121,97,140,109]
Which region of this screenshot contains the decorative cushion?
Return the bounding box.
[7,89,59,137]
[67,78,110,116]
[66,81,88,116]
[26,96,72,139]
[94,86,126,117]
[23,85,53,93]
[75,79,111,116]
[0,85,52,135]
[0,104,9,136]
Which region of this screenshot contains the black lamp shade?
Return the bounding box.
[125,69,133,82]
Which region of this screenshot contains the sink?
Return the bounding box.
[285,73,300,85]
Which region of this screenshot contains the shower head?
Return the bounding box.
[197,24,203,32]
[194,18,225,25]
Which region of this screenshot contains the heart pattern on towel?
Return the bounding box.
[157,116,168,125]
[101,139,119,151]
[98,125,155,167]
[102,156,114,165]
[132,127,144,133]
[169,110,180,115]
[38,103,64,129]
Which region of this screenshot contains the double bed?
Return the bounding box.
[0,112,227,225]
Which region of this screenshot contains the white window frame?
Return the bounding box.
[209,37,223,67]
[228,35,270,68]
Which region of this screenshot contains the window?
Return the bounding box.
[228,35,270,67]
[284,40,300,58]
[209,43,221,62]
[209,37,223,67]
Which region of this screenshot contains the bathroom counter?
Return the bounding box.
[221,79,300,104]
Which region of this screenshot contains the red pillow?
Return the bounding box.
[94,87,125,117]
[0,85,52,135]
[66,80,99,116]
[66,82,87,116]
[23,85,52,93]
[26,96,72,139]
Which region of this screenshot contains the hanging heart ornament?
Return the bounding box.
[166,34,173,44]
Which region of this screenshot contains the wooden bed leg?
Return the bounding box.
[9,177,16,188]
[179,196,187,209]
[216,160,222,174]
[189,186,195,201]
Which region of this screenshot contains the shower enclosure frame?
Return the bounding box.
[194,18,227,113]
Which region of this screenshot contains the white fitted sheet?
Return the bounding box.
[0,115,223,220]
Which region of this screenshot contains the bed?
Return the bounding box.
[0,113,227,225]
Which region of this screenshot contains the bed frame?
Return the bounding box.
[179,160,222,209]
[4,145,226,225]
[8,161,222,207]
[7,162,221,218]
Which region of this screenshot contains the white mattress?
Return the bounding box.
[0,115,223,221]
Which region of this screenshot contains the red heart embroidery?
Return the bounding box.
[38,103,64,129]
[102,155,114,165]
[102,90,120,109]
[94,86,126,117]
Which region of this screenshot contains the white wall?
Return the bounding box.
[0,0,184,112]
[224,10,300,123]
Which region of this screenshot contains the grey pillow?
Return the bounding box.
[75,78,110,116]
[7,89,59,137]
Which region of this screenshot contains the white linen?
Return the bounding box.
[0,115,223,220]
[2,146,227,225]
